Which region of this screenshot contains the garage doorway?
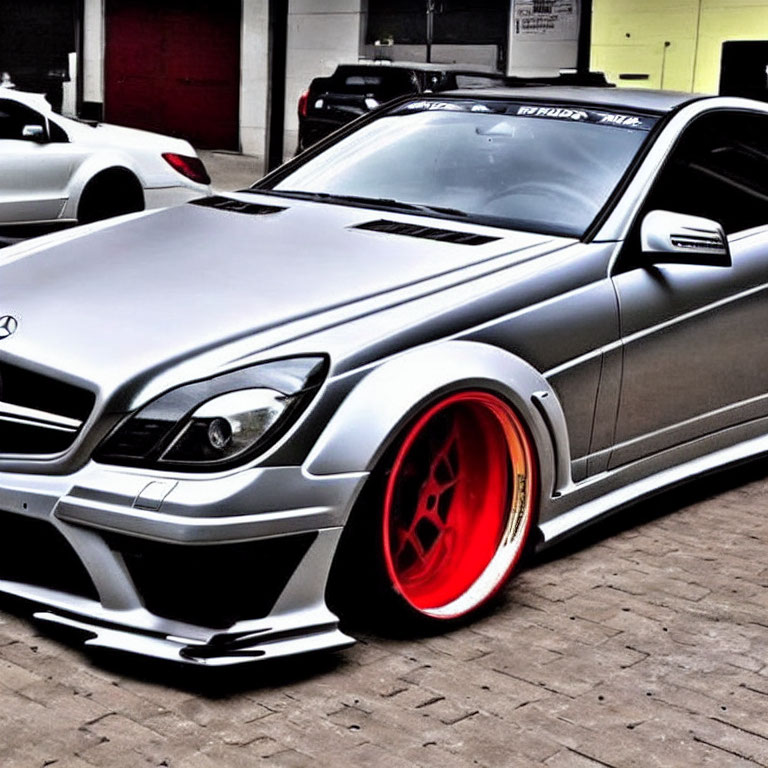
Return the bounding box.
[0,0,78,112]
[104,0,241,150]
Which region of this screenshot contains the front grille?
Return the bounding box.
[109,532,317,629]
[0,363,94,455]
[0,510,98,599]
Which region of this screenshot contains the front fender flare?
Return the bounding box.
[305,341,572,499]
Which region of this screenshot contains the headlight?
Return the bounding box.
[94,357,326,471]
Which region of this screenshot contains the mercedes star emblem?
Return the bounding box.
[0,316,18,339]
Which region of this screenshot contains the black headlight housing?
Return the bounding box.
[94,357,327,472]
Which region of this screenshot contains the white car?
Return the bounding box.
[0,89,211,228]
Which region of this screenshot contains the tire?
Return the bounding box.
[77,171,144,225]
[329,390,537,630]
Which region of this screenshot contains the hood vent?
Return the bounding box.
[353,219,500,246]
[191,196,287,216]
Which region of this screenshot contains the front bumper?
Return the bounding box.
[0,462,368,665]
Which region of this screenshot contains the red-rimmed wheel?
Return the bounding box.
[381,391,536,620]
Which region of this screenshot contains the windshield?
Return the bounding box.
[262,100,658,237]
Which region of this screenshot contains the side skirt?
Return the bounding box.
[538,418,768,547]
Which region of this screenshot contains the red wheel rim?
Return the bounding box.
[382,391,536,618]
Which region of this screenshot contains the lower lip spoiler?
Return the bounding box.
[33,610,355,666]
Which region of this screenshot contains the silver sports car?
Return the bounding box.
[0,86,764,665]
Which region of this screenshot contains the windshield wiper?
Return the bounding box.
[245,189,468,218]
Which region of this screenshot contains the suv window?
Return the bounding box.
[330,67,420,100]
[0,99,47,141]
[643,111,768,234]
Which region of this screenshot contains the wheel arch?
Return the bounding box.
[306,340,572,504]
[62,155,146,219]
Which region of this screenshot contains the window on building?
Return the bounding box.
[366,0,510,47]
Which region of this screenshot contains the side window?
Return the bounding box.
[48,119,69,143]
[642,111,768,235]
[0,100,47,141]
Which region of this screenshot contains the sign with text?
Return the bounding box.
[513,0,579,42]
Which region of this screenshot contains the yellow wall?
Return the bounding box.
[591,0,768,93]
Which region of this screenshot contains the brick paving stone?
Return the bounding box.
[512,702,597,751]
[345,741,420,768]
[0,657,43,692]
[439,713,561,764]
[76,713,168,766]
[687,714,768,766]
[261,749,319,767]
[545,748,613,767]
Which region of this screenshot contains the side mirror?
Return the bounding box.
[21,124,46,142]
[640,209,731,267]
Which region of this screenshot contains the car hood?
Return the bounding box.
[0,198,566,403]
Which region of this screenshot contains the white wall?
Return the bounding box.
[61,51,78,116]
[240,0,270,155]
[283,0,365,157]
[83,0,104,103]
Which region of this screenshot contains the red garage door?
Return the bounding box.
[104,0,241,150]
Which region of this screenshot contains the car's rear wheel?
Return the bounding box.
[77,170,144,225]
[329,390,537,628]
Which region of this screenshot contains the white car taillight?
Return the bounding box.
[162,153,211,185]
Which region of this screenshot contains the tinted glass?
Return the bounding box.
[48,119,68,143]
[270,100,656,237]
[0,100,45,141]
[643,111,768,234]
[329,67,419,100]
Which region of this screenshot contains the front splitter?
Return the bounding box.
[33,609,355,666]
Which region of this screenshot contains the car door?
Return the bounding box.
[0,98,75,224]
[609,109,768,469]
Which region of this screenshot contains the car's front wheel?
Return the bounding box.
[329,390,537,629]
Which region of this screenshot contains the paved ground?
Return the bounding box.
[2,459,768,767]
[198,150,265,193]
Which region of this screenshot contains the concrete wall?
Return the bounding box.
[240,0,270,156]
[283,0,366,157]
[82,0,104,103]
[591,0,768,93]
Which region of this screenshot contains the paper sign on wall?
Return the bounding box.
[513,0,579,42]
